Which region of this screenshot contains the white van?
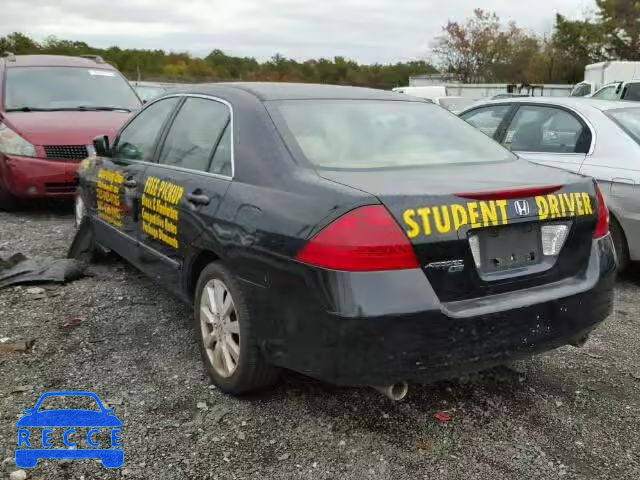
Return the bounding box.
[392,86,447,100]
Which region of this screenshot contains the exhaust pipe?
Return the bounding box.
[373,381,408,401]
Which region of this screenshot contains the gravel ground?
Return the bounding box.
[1,205,639,480]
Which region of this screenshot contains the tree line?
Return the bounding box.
[0,32,436,90]
[1,0,637,87]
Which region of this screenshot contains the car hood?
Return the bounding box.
[16,409,123,428]
[2,111,131,146]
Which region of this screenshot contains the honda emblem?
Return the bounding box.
[514,200,530,217]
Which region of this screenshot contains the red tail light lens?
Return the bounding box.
[593,183,609,239]
[296,205,420,271]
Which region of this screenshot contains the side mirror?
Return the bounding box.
[93,135,111,157]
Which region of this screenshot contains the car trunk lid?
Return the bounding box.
[319,160,599,302]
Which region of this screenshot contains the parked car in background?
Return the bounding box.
[459,97,640,270]
[75,83,614,396]
[0,53,141,209]
[131,81,176,103]
[432,96,477,114]
[590,81,640,101]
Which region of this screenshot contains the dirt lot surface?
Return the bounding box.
[1,205,639,480]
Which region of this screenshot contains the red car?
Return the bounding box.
[0,53,141,209]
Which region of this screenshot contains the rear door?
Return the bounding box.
[87,97,180,266]
[136,95,232,292]
[499,104,591,173]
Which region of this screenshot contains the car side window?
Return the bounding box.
[113,97,179,162]
[209,124,232,176]
[592,86,619,100]
[460,105,512,138]
[623,83,640,101]
[504,106,589,154]
[158,97,230,172]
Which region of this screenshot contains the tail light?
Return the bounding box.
[593,183,609,239]
[296,205,419,271]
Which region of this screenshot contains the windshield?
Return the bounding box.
[37,395,101,412]
[570,83,592,97]
[606,107,640,145]
[270,100,515,169]
[4,67,142,111]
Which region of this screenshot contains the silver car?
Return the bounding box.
[459,97,640,269]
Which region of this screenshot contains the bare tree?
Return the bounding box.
[433,9,532,83]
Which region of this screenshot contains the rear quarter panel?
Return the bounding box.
[579,113,640,260]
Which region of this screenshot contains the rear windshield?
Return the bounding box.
[4,66,141,111]
[269,100,515,170]
[606,107,640,145]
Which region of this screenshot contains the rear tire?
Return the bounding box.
[69,190,105,262]
[194,262,279,394]
[610,217,629,272]
[74,190,86,229]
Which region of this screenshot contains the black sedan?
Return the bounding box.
[74,83,616,398]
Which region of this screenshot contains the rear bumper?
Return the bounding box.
[0,153,79,198]
[251,235,616,386]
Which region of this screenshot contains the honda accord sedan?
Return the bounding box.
[73,83,616,397]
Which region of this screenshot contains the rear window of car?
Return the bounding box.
[606,107,640,145]
[269,100,515,170]
[4,66,141,111]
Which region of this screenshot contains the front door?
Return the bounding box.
[136,95,233,293]
[88,96,181,267]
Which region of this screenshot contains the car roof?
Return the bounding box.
[1,54,116,69]
[174,82,426,102]
[464,96,640,113]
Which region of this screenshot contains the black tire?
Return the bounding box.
[0,186,17,211]
[194,262,279,394]
[610,217,630,272]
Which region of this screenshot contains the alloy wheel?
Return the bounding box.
[200,279,241,378]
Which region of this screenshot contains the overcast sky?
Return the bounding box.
[2,0,596,63]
